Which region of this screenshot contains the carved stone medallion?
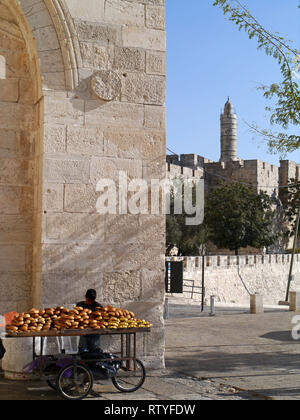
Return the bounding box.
[91,70,121,101]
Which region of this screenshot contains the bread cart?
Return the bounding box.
[4,327,150,400]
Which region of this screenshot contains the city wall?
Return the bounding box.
[169,255,300,306]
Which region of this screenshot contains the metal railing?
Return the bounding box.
[182,279,204,300]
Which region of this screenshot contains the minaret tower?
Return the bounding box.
[220,98,237,163]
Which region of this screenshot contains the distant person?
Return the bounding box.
[77,289,103,353]
[170,244,179,257]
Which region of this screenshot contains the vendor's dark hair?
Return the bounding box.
[85,289,97,301]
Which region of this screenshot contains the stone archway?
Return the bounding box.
[0,0,81,377]
[0,0,83,314]
[0,0,42,314]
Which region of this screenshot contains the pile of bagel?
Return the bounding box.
[6,305,152,334]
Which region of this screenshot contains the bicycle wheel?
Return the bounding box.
[56,364,94,400]
[46,379,57,391]
[112,359,146,393]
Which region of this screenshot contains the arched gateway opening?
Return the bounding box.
[0,0,42,314]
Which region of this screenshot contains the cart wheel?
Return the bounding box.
[56,364,94,400]
[46,379,57,392]
[112,359,146,393]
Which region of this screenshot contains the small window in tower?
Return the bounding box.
[0,56,6,79]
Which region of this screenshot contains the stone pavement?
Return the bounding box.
[166,300,289,319]
[0,369,257,400]
[165,308,300,400]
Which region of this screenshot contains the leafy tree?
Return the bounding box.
[213,0,300,155]
[280,178,300,239]
[166,181,206,256]
[166,213,206,256]
[204,182,277,255]
[166,180,278,256]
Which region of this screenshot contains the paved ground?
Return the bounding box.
[167,301,289,319]
[166,306,300,400]
[0,370,256,400]
[0,303,299,400]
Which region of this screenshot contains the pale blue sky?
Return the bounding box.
[166,0,300,165]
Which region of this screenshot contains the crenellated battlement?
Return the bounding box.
[166,154,214,169]
[280,160,300,186]
[166,153,300,211]
[166,162,204,179]
[166,254,300,305]
[168,254,300,270]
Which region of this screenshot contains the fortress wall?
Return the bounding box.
[168,254,300,305]
[166,163,204,180]
[280,161,300,186]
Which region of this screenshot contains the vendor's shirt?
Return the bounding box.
[76,301,103,312]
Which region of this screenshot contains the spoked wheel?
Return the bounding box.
[112,359,146,393]
[46,379,57,391]
[56,364,94,400]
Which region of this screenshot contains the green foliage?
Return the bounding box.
[166,183,206,256]
[166,180,278,256]
[213,0,300,155]
[286,248,300,254]
[204,182,278,254]
[280,178,300,238]
[166,213,205,256]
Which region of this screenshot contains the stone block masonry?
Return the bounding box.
[1,0,166,376]
[168,255,300,306]
[166,162,204,180]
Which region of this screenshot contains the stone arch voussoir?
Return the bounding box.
[4,0,81,95]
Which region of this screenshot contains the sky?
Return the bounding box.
[166,0,300,166]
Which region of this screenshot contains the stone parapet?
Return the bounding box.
[168,254,300,306]
[176,254,299,271]
[166,163,204,180]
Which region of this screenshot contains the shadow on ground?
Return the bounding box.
[260,331,300,343]
[166,348,300,399]
[166,349,300,377]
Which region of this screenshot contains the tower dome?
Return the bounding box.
[224,98,233,115]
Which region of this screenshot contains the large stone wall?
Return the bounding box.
[1,0,166,375]
[204,159,280,196]
[0,1,40,314]
[167,155,300,200]
[166,162,204,180]
[280,160,300,187]
[168,255,300,305]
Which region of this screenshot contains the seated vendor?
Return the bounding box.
[77,289,103,353]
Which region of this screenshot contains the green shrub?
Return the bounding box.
[286,248,300,254]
